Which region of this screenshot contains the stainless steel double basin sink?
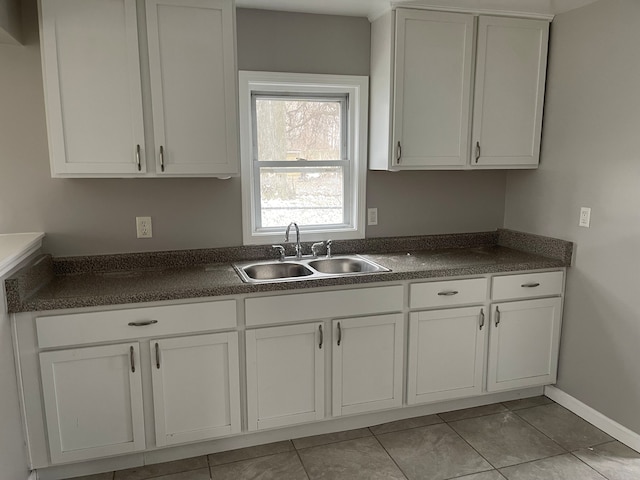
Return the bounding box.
[233,255,390,284]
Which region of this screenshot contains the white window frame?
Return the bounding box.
[239,71,369,246]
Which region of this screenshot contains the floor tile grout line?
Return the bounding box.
[494,451,571,472]
[510,405,585,453]
[370,420,444,437]
[372,433,410,480]
[444,419,500,472]
[568,451,613,480]
[293,446,312,480]
[444,467,501,480]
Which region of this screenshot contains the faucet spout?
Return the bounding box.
[285,222,302,259]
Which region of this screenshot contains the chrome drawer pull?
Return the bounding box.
[437,291,459,296]
[479,308,485,330]
[128,320,158,327]
[521,282,541,288]
[495,306,501,327]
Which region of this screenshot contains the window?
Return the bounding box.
[239,71,368,245]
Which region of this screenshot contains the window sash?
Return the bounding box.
[253,161,352,231]
[251,92,351,231]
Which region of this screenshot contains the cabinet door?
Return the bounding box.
[151,332,241,447]
[408,307,486,405]
[146,0,239,176]
[487,297,562,392]
[246,323,324,431]
[393,10,474,168]
[472,16,549,167]
[39,0,145,176]
[40,343,145,464]
[332,314,404,416]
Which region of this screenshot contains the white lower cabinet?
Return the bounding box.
[408,307,486,405]
[246,323,325,431]
[39,343,146,464]
[151,333,241,446]
[332,314,404,416]
[487,297,563,392]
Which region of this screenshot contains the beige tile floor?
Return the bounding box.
[68,397,640,480]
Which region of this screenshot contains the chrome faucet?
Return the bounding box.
[285,222,302,259]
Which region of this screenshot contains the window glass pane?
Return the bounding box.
[255,97,343,161]
[259,167,344,228]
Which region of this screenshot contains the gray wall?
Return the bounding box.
[0,4,506,256]
[504,0,640,434]
[0,0,21,44]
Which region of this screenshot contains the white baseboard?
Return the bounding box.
[545,385,640,452]
[28,470,37,480]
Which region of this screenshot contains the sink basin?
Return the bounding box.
[240,262,314,281]
[233,255,390,284]
[308,257,387,274]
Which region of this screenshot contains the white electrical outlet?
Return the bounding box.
[579,207,591,228]
[136,216,153,238]
[367,208,378,226]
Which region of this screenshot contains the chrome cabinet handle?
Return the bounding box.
[155,342,160,369]
[495,306,501,327]
[337,322,342,346]
[318,325,323,349]
[437,291,459,296]
[475,141,481,162]
[128,320,158,327]
[479,308,485,330]
[130,346,135,373]
[159,145,165,172]
[135,144,141,171]
[396,141,402,164]
[521,282,541,288]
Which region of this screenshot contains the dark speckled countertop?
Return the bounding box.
[5,229,573,313]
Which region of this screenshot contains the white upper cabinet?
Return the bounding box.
[472,17,549,167]
[39,0,239,178]
[146,0,239,176]
[392,10,474,168]
[369,9,550,171]
[39,0,146,176]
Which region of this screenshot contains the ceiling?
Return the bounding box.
[235,0,600,21]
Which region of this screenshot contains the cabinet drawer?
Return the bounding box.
[245,285,403,327]
[492,271,563,301]
[36,300,237,348]
[410,278,487,309]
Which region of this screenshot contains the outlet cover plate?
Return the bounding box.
[136,216,153,238]
[579,207,591,228]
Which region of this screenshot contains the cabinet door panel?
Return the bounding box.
[488,298,562,391]
[40,343,145,463]
[472,16,549,167]
[408,307,486,404]
[393,10,473,168]
[333,314,404,416]
[146,0,238,175]
[151,333,241,446]
[246,323,324,430]
[40,0,145,176]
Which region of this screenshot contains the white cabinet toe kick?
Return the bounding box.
[12,269,565,477]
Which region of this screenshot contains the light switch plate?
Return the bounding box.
[579,207,591,228]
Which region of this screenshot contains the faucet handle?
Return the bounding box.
[272,245,286,261]
[311,242,325,258]
[326,239,333,258]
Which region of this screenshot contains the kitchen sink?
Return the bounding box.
[241,262,314,280]
[233,255,390,284]
[307,257,386,274]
